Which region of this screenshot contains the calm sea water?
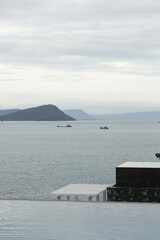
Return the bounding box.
[0,121,160,239]
[0,120,160,200]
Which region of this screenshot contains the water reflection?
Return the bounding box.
[0,200,160,240]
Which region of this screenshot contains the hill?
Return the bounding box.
[0,109,19,116]
[64,109,94,120]
[94,111,160,121]
[0,105,75,121]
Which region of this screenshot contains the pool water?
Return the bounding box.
[0,200,160,240]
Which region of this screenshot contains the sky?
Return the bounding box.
[0,0,160,114]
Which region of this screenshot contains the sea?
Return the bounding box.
[0,120,160,239]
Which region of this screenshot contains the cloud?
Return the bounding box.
[0,0,160,112]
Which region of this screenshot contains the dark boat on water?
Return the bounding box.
[57,124,72,127]
[100,126,109,129]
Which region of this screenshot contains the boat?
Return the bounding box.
[100,126,109,129]
[57,124,72,127]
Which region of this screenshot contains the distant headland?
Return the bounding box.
[1,105,160,121]
[0,104,75,121]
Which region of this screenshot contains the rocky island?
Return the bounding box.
[0,104,75,121]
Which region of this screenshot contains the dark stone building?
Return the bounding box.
[107,162,160,203]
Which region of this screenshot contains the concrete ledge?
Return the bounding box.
[51,184,109,202]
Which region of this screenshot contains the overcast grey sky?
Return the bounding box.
[0,0,160,114]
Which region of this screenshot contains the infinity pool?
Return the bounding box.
[0,200,160,240]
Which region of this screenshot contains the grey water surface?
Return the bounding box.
[0,121,160,240]
[0,120,160,200]
[0,200,160,240]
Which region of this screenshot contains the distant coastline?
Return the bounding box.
[0,104,75,121]
[0,105,160,121]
